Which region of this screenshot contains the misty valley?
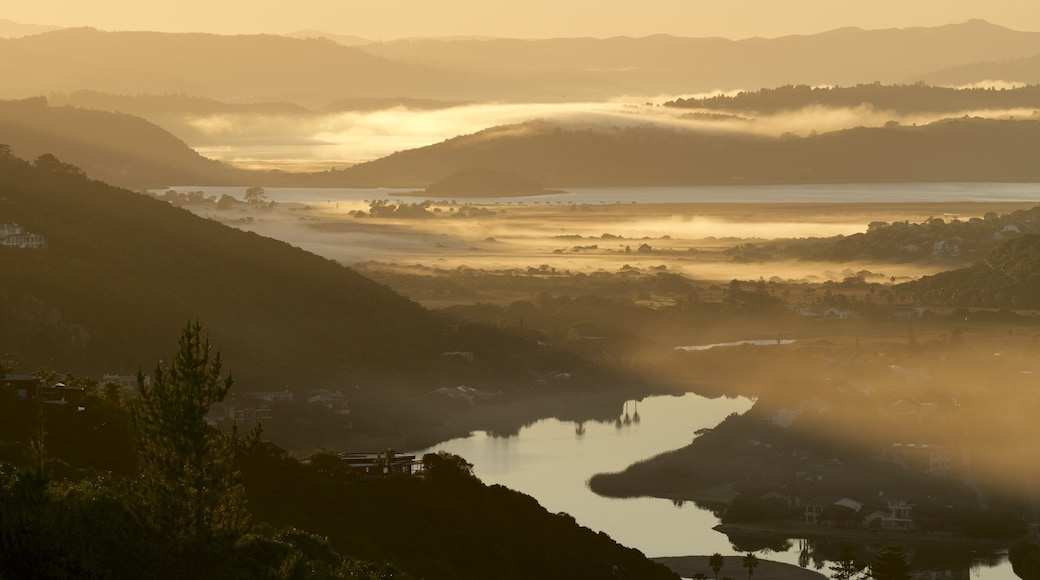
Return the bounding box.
[4,15,1040,580]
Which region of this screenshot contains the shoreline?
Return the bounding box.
[652,555,826,580]
[712,523,1009,548]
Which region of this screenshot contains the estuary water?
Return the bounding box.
[420,392,1018,580]
[166,181,1040,206]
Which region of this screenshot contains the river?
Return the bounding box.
[420,392,1019,580]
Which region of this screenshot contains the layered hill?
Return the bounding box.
[360,20,1040,97]
[0,28,479,106]
[316,116,1040,188]
[0,97,247,189]
[6,22,1040,106]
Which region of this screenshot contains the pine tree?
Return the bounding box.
[130,321,259,546]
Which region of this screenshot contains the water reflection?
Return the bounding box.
[419,392,1018,580]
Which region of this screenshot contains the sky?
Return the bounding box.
[8,0,1040,39]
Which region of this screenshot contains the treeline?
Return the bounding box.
[666,83,1040,115]
[737,205,1040,265]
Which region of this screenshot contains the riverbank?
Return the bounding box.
[653,555,826,580]
[713,523,1009,548]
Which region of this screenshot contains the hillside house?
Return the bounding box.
[0,223,47,249]
[337,451,424,478]
[804,496,863,525]
[1,374,42,400]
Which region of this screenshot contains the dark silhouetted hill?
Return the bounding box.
[315,117,1040,188]
[0,97,247,189]
[0,149,454,390]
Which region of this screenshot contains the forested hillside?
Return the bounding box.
[897,234,1040,308]
[666,83,1040,115]
[0,148,551,391]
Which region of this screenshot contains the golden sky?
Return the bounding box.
[9,0,1040,39]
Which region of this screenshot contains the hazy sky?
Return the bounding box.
[9,1,1040,39]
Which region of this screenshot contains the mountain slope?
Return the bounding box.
[0,97,247,189]
[315,117,1040,189]
[0,149,452,389]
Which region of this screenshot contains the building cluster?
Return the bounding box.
[0,223,47,249]
[755,389,961,532]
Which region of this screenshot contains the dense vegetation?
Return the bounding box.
[897,234,1040,308]
[666,83,1040,115]
[722,206,1040,266]
[0,323,677,579]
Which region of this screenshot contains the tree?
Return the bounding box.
[710,553,725,580]
[244,186,267,205]
[868,546,911,580]
[130,321,259,546]
[829,547,866,580]
[743,552,759,580]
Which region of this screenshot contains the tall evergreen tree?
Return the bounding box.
[130,321,258,546]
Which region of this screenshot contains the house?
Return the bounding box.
[38,382,85,405]
[804,496,863,525]
[1,374,42,400]
[0,223,47,249]
[865,499,914,530]
[337,451,424,478]
[804,496,841,524]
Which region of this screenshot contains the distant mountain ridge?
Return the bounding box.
[3,21,1040,105]
[0,18,60,38]
[0,28,478,106]
[359,20,1040,97]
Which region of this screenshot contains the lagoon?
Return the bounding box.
[420,392,1018,580]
